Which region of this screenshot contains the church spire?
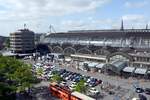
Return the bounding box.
[121,19,124,30]
[146,24,148,30]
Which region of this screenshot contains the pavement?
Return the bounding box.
[24,59,150,100]
[58,63,150,100]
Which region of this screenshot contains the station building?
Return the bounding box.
[39,22,150,78]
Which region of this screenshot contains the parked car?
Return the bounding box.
[89,88,99,94]
[136,88,144,93]
[69,84,76,90]
[144,88,150,95]
[138,94,147,100]
[60,81,67,86]
[95,79,102,85]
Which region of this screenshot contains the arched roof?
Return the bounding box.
[107,52,133,62]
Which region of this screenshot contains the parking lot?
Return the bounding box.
[23,55,150,100]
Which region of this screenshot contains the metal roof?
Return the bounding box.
[71,91,95,100]
[96,63,105,69]
[88,62,99,67]
[123,67,135,73]
[134,68,147,75]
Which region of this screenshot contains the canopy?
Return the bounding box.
[123,67,135,73]
[96,63,105,69]
[88,62,99,67]
[134,68,147,75]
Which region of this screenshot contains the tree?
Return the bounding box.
[51,73,63,83]
[74,79,88,94]
[36,68,44,77]
[0,56,37,99]
[4,38,10,48]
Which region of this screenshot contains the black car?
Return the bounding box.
[144,88,150,95]
[138,94,147,100]
[136,88,144,93]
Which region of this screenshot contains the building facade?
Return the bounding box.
[40,28,150,69]
[10,29,35,53]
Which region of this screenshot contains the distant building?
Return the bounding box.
[0,36,7,50]
[34,33,45,45]
[10,29,35,53]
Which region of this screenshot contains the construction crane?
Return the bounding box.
[48,24,56,35]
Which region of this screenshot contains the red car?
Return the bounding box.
[95,79,102,85]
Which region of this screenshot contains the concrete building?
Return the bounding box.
[10,29,35,53]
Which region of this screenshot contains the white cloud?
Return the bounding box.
[59,14,149,32]
[122,14,145,21]
[124,1,148,8]
[0,0,111,21]
[59,18,117,31]
[121,14,148,29]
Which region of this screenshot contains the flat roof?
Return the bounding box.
[96,63,105,69]
[2,51,17,56]
[147,71,150,74]
[71,91,95,100]
[88,62,99,67]
[123,67,135,73]
[134,68,147,75]
[71,54,106,61]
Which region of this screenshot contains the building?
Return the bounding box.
[10,29,35,53]
[0,36,8,50]
[39,22,150,76]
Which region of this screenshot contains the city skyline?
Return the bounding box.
[0,0,150,36]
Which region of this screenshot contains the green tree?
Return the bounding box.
[51,73,63,83]
[36,67,44,77]
[0,56,37,99]
[74,79,88,94]
[4,38,10,48]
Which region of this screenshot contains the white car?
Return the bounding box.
[87,78,91,83]
[89,88,99,94]
[48,73,53,78]
[69,84,76,90]
[70,82,77,85]
[60,81,67,86]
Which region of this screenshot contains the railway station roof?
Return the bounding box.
[123,67,135,73]
[134,68,147,75]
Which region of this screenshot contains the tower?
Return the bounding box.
[121,19,124,30]
[146,24,148,30]
[24,23,27,29]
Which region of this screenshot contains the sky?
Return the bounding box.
[0,0,150,36]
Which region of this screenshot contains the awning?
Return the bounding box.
[65,58,72,62]
[134,68,147,75]
[96,63,105,69]
[88,62,99,67]
[147,71,150,74]
[123,67,135,73]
